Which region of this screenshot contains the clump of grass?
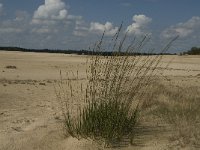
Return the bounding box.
[56,28,177,146]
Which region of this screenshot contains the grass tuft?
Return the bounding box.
[55,28,177,146]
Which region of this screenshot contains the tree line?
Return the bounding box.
[0,46,176,56]
[182,47,200,55]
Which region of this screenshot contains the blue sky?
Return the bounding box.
[0,0,200,53]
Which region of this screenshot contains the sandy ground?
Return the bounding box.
[0,51,200,150]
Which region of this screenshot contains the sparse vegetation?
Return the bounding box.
[55,28,178,147]
[5,65,17,69]
[142,81,200,148]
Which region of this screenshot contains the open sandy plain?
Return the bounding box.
[0,51,200,150]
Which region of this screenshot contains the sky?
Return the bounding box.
[0,0,200,53]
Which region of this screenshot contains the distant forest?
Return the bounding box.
[182,47,200,55]
[0,46,175,56]
[0,46,200,55]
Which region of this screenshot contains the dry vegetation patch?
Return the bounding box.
[141,79,200,149]
[5,65,17,69]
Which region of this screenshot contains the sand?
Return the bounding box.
[0,50,200,150]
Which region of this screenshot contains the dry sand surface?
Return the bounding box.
[0,51,200,150]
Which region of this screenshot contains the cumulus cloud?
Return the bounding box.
[162,16,200,38]
[89,22,118,36]
[31,0,84,35]
[31,0,68,25]
[73,21,119,37]
[126,14,152,35]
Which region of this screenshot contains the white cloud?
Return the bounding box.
[0,19,26,34]
[0,27,23,33]
[126,14,152,35]
[121,2,132,7]
[162,16,200,38]
[144,0,160,2]
[67,15,82,20]
[31,0,84,35]
[31,27,58,34]
[0,3,3,15]
[73,21,119,37]
[72,19,89,36]
[31,0,68,25]
[0,10,30,34]
[73,30,86,36]
[15,11,29,21]
[89,22,118,36]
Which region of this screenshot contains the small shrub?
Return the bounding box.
[39,82,46,86]
[5,65,17,69]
